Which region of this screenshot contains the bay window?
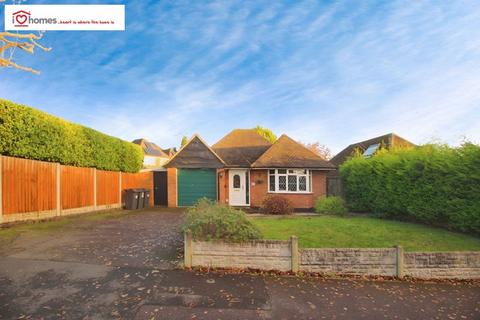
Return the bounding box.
[268,169,312,193]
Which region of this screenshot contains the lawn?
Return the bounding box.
[250,216,480,251]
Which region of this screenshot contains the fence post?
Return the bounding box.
[0,155,3,224]
[93,168,97,210]
[291,235,299,272]
[56,163,61,216]
[118,171,122,208]
[184,231,193,268]
[395,245,404,278]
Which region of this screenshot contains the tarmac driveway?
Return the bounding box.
[0,208,479,319]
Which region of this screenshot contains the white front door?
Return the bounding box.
[229,169,248,206]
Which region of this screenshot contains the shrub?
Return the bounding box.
[0,99,143,172]
[314,196,347,216]
[182,198,262,242]
[261,195,293,215]
[340,143,480,235]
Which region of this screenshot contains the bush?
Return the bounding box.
[182,198,262,242]
[261,195,293,215]
[340,143,480,235]
[314,196,347,216]
[0,99,143,172]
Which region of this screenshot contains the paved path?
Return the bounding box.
[0,208,478,319]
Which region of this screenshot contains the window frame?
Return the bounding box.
[267,169,312,194]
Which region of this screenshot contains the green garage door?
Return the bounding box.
[178,169,217,206]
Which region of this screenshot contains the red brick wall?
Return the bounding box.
[167,168,177,207]
[250,169,327,209]
[217,169,229,204]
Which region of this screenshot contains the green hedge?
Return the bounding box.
[340,143,480,235]
[0,99,143,172]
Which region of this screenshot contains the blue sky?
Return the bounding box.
[1,0,480,154]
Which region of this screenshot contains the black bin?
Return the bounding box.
[125,189,141,210]
[137,190,145,209]
[142,189,150,208]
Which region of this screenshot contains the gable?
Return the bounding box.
[164,135,224,169]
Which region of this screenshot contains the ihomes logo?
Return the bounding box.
[12,10,30,27]
[11,10,58,27]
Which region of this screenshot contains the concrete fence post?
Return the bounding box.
[184,231,193,268]
[0,155,3,224]
[291,236,299,272]
[56,163,61,216]
[93,168,97,210]
[395,245,404,278]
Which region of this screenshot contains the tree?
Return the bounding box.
[180,135,188,148]
[301,141,332,160]
[253,125,277,143]
[0,1,51,74]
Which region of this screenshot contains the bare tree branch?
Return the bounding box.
[0,31,51,74]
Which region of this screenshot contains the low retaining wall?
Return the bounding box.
[300,248,398,276]
[184,232,297,272]
[405,252,480,279]
[184,232,480,279]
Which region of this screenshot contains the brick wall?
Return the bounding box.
[190,239,293,271]
[300,248,397,276]
[405,252,480,279]
[250,170,327,209]
[167,168,177,207]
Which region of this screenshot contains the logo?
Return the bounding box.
[12,10,31,27]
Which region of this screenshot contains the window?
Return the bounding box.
[268,169,312,193]
[363,143,380,157]
[233,174,241,188]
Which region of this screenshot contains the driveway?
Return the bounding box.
[0,208,479,319]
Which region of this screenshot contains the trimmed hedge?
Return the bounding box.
[340,143,480,235]
[0,99,143,172]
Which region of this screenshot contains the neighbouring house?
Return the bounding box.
[330,133,416,167]
[164,129,335,209]
[326,133,415,197]
[132,138,172,169]
[132,138,176,206]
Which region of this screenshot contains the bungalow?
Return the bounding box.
[164,129,335,209]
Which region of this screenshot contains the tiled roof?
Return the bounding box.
[132,138,169,157]
[251,134,335,169]
[212,129,272,167]
[330,133,415,166]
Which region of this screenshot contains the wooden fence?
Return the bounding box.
[0,156,153,224]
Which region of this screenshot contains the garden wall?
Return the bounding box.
[0,156,153,224]
[184,233,480,279]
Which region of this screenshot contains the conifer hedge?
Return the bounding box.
[0,99,143,172]
[340,143,480,235]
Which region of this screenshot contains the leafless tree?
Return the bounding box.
[0,0,51,74]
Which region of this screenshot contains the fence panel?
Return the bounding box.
[61,165,94,210]
[97,170,120,205]
[327,176,344,198]
[2,156,56,214]
[121,171,154,206]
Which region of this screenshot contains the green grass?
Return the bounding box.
[250,216,480,251]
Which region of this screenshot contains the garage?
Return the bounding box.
[177,169,216,206]
[164,135,225,207]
